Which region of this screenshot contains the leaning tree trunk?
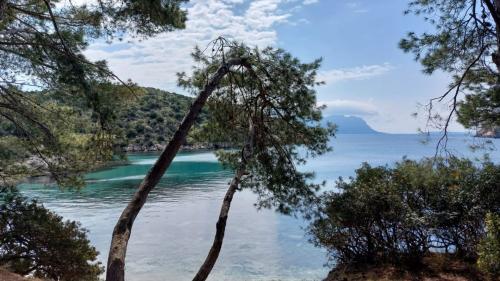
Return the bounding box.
[191,168,244,281]
[105,58,246,281]
[192,122,255,281]
[492,0,500,80]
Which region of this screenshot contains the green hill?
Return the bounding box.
[116,87,206,151]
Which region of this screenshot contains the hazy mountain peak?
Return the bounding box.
[323,115,381,134]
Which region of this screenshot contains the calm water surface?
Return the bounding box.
[18,134,500,281]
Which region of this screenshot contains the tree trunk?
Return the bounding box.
[0,0,6,22]
[493,0,500,78]
[105,58,246,281]
[192,121,255,281]
[191,168,243,281]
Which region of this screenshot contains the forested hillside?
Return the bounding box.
[116,88,206,151]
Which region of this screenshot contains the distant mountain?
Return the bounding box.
[322,115,382,134]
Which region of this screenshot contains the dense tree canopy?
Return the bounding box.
[116,87,205,149]
[0,192,103,280]
[400,0,500,138]
[310,158,500,269]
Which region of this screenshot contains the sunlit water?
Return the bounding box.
[18,133,500,281]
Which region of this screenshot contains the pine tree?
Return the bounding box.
[181,41,334,281]
[106,39,334,281]
[400,0,500,143]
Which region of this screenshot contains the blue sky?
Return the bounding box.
[85,0,459,133]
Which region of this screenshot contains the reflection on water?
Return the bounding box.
[18,134,500,281]
[20,151,327,281]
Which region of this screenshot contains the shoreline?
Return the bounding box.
[124,142,232,153]
[21,146,221,185]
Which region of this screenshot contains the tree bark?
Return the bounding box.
[192,121,255,281]
[0,0,6,22]
[191,168,243,281]
[492,0,500,77]
[105,58,246,281]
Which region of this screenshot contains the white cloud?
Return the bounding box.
[317,63,392,85]
[303,0,319,5]
[346,1,368,13]
[245,0,291,29]
[319,99,379,117]
[84,0,298,91]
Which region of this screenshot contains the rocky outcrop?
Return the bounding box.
[125,143,166,152]
[0,268,44,281]
[124,142,233,152]
[24,156,49,170]
[475,127,500,138]
[323,254,486,281]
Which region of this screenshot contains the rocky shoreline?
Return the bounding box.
[19,143,230,184]
[124,142,232,152]
[475,127,500,138]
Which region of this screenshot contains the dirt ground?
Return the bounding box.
[0,268,43,281]
[324,255,494,281]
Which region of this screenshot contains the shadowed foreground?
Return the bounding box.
[0,268,43,281]
[324,254,489,281]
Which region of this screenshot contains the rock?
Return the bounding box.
[475,127,500,138]
[0,267,44,281]
[123,142,233,152]
[24,156,49,170]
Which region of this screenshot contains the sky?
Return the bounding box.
[84,0,461,134]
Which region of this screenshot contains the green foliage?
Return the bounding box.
[115,87,202,147]
[0,85,205,188]
[0,137,30,187]
[400,0,499,131]
[99,0,188,37]
[457,87,500,129]
[0,88,129,188]
[400,1,493,75]
[478,213,500,278]
[0,192,103,280]
[0,0,187,187]
[180,41,335,214]
[310,158,500,267]
[0,0,186,116]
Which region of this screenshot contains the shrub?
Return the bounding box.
[477,213,500,278]
[0,193,103,280]
[309,158,500,267]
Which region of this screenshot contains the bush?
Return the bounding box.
[310,158,500,268]
[477,213,500,278]
[0,193,103,280]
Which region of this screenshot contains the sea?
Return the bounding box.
[17,133,500,281]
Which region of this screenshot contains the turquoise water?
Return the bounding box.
[18,133,500,281]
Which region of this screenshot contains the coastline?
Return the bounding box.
[124,142,232,153]
[21,145,224,185]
